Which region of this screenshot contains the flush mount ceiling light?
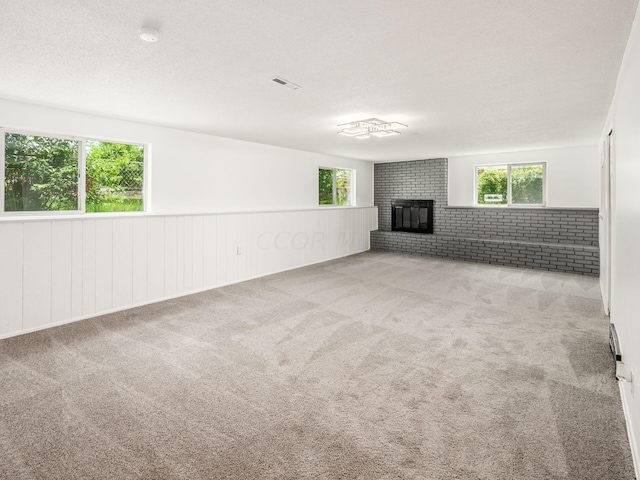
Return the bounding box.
[140,26,159,42]
[337,118,407,139]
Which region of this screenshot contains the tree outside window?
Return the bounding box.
[4,132,79,212]
[86,141,144,212]
[2,130,146,214]
[476,163,545,206]
[318,167,354,206]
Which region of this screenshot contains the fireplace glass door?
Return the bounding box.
[391,200,433,234]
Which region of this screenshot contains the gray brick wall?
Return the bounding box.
[440,207,598,246]
[372,159,600,276]
[375,158,448,233]
[370,232,599,275]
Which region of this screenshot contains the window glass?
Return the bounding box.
[318,168,354,206]
[4,132,79,212]
[476,163,545,206]
[336,169,352,206]
[476,165,507,206]
[86,141,144,213]
[319,168,334,205]
[511,164,544,205]
[2,129,147,215]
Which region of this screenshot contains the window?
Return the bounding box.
[319,168,354,206]
[86,141,145,213]
[1,128,146,214]
[475,163,545,206]
[3,132,80,212]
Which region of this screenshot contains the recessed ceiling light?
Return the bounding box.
[140,26,159,43]
[337,118,407,138]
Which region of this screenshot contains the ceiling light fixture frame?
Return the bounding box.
[337,118,407,139]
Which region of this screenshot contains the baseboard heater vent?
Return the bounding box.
[610,323,622,361]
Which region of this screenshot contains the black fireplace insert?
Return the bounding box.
[391,199,434,234]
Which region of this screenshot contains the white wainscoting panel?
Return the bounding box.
[0,223,23,334]
[147,217,165,301]
[0,206,377,339]
[164,216,178,298]
[82,219,96,318]
[131,217,148,306]
[70,221,83,320]
[202,215,217,289]
[95,219,114,314]
[113,218,134,310]
[51,221,73,324]
[22,222,52,330]
[192,216,204,291]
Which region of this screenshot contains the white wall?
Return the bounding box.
[448,146,599,207]
[600,2,640,474]
[0,98,374,212]
[0,98,378,339]
[0,208,378,339]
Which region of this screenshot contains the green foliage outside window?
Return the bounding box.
[477,164,544,206]
[476,167,507,205]
[4,133,79,211]
[336,169,351,206]
[511,165,543,204]
[318,168,353,206]
[86,141,144,212]
[319,168,334,205]
[3,132,144,213]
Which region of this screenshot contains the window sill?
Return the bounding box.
[0,211,149,222]
[0,205,376,223]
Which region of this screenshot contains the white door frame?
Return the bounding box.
[600,128,614,316]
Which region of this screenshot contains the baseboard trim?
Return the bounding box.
[619,381,640,479]
[0,247,370,341]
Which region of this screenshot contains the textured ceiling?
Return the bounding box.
[0,0,637,161]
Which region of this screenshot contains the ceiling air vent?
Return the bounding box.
[272,77,302,90]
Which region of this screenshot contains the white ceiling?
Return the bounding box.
[0,0,637,161]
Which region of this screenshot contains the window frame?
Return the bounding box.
[1,127,149,216]
[84,135,149,214]
[474,162,546,207]
[318,167,356,207]
[1,128,84,216]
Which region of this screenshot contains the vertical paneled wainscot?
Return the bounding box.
[0,207,378,339]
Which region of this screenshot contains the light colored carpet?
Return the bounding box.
[0,251,634,479]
